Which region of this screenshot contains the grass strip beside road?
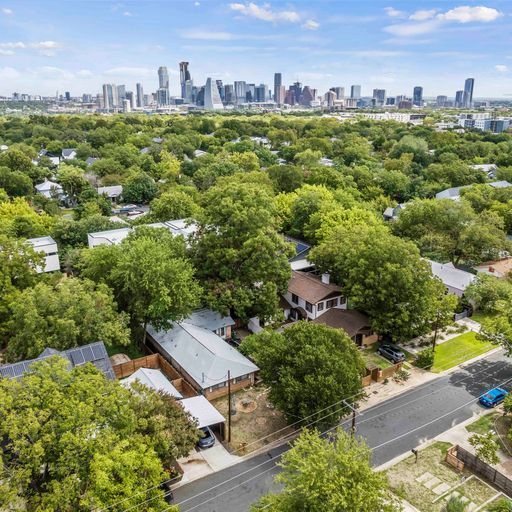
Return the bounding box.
[431,332,495,373]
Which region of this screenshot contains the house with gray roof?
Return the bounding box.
[61,148,77,160]
[0,342,114,380]
[86,157,100,166]
[436,181,512,201]
[427,260,476,297]
[146,314,258,399]
[97,185,123,201]
[27,236,60,273]
[35,178,64,199]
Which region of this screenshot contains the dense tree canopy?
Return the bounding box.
[241,322,365,426]
[0,357,197,512]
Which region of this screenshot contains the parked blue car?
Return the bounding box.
[479,387,508,408]
[197,426,216,449]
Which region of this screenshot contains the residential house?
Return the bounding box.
[436,181,512,201]
[383,203,408,222]
[284,236,313,271]
[35,178,64,199]
[87,219,197,248]
[193,149,207,158]
[470,164,497,179]
[0,341,115,380]
[474,258,512,279]
[61,148,77,160]
[86,157,100,166]
[145,310,258,400]
[319,157,334,167]
[152,137,164,144]
[27,236,60,273]
[37,149,60,166]
[184,308,235,339]
[0,144,8,152]
[282,271,347,321]
[428,260,476,297]
[97,185,123,202]
[312,309,378,347]
[122,367,183,398]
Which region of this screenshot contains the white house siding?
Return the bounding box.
[284,291,347,321]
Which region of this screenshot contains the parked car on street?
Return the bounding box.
[197,426,216,449]
[377,344,406,363]
[479,387,508,408]
[160,481,174,504]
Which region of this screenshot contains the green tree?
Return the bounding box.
[252,429,398,512]
[57,163,91,203]
[468,432,500,465]
[0,357,194,512]
[465,274,512,314]
[445,495,468,512]
[267,164,304,193]
[5,278,130,361]
[311,224,457,341]
[241,322,364,425]
[0,197,54,238]
[122,171,157,204]
[192,179,292,321]
[147,188,201,221]
[80,232,202,342]
[0,166,33,197]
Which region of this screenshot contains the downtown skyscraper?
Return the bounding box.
[179,62,193,102]
[157,66,170,106]
[463,78,474,109]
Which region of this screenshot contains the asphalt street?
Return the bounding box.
[174,350,512,512]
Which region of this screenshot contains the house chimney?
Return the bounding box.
[321,273,330,285]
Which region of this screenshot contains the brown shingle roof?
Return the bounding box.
[288,271,342,304]
[312,309,371,338]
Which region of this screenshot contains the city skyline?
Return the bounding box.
[0,1,511,97]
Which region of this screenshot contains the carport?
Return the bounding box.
[180,395,226,439]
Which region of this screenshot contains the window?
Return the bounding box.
[317,302,324,312]
[326,298,338,308]
[218,326,226,337]
[291,293,299,304]
[339,297,346,305]
[305,301,313,313]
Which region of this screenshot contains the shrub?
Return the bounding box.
[415,348,435,369]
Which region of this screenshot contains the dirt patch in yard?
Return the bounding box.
[212,385,294,455]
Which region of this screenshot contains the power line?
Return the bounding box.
[100,345,504,512]
[174,371,512,512]
[118,353,507,512]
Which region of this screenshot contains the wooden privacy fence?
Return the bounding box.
[446,445,512,497]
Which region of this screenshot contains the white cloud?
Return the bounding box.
[384,7,405,18]
[437,6,502,23]
[36,66,74,80]
[384,20,441,37]
[0,41,26,49]
[1,7,12,15]
[123,11,132,16]
[32,40,61,56]
[194,1,200,5]
[0,49,14,55]
[385,5,503,39]
[409,9,437,21]
[302,19,319,30]
[495,65,508,73]
[229,2,300,23]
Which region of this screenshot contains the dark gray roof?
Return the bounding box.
[86,157,100,166]
[284,235,311,263]
[0,342,114,380]
[62,148,76,157]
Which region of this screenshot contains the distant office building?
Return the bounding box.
[224,84,235,104]
[455,90,464,108]
[234,81,246,103]
[386,97,396,106]
[350,85,361,99]
[300,86,314,106]
[372,89,386,106]
[330,87,344,99]
[291,82,302,104]
[102,83,118,110]
[398,99,413,109]
[117,85,126,103]
[64,91,71,101]
[284,88,296,105]
[216,80,225,101]
[125,91,134,109]
[325,90,336,107]
[463,78,474,109]
[157,67,170,106]
[179,62,191,99]
[203,78,224,110]
[136,83,144,108]
[274,73,283,104]
[255,83,268,102]
[82,94,92,103]
[122,99,131,112]
[413,86,423,106]
[436,95,448,107]
[246,83,255,103]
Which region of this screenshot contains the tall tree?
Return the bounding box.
[311,224,457,341]
[5,277,130,361]
[252,429,398,512]
[0,357,195,512]
[241,322,365,426]
[192,179,292,321]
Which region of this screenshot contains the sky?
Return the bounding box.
[0,0,511,98]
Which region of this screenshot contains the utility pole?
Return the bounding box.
[432,309,441,352]
[342,399,359,437]
[227,370,231,443]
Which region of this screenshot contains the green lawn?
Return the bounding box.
[431,331,495,373]
[362,345,393,369]
[466,412,499,435]
[470,311,497,325]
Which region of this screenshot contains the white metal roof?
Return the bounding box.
[428,260,475,294]
[27,236,57,248]
[180,396,225,428]
[147,322,259,389]
[121,368,183,399]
